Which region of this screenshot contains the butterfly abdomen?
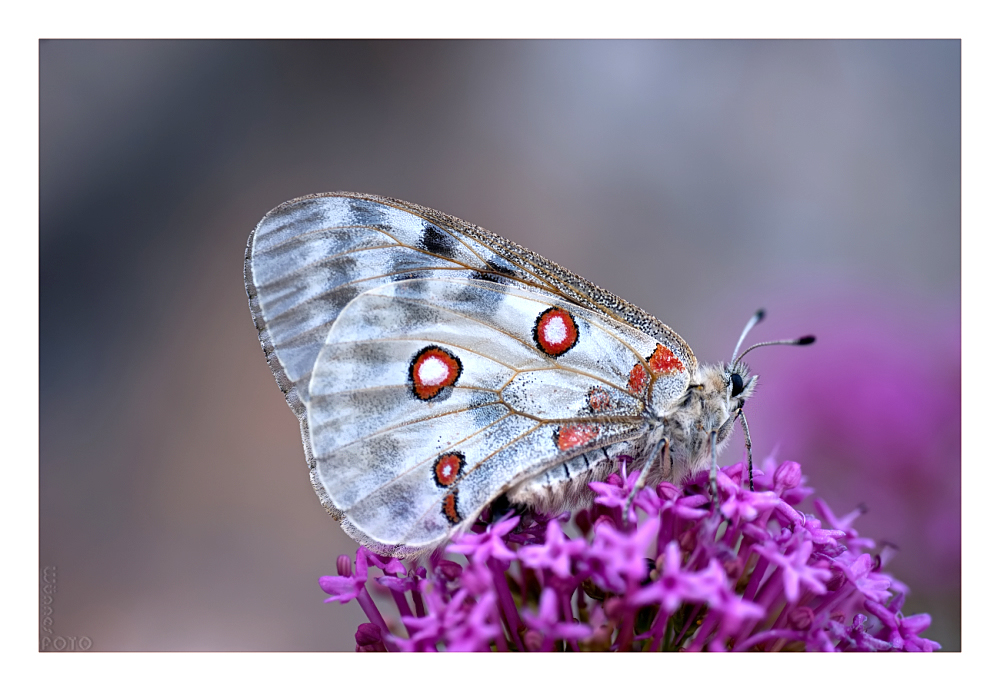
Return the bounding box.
[505,441,651,514]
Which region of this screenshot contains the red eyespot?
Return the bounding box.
[409,345,462,400]
[533,307,579,357]
[433,453,465,488]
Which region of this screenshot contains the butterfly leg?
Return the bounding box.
[623,438,666,524]
[737,408,754,492]
[710,430,719,513]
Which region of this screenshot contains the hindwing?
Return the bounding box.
[309,277,678,552]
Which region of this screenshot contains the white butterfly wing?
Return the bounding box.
[247,194,550,417]
[245,193,695,555]
[310,276,670,553]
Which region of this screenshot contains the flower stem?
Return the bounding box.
[412,588,426,618]
[674,604,703,646]
[614,609,635,652]
[687,610,718,651]
[648,607,670,652]
[732,628,803,652]
[490,558,525,651]
[389,590,416,635]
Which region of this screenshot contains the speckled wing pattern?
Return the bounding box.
[245,192,696,556]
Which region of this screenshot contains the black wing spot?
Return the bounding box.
[471,270,501,284]
[486,259,518,277]
[471,259,518,284]
[419,223,459,259]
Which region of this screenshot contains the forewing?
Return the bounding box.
[308,277,669,555]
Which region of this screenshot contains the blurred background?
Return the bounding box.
[40,40,960,651]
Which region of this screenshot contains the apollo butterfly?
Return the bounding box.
[244,192,813,557]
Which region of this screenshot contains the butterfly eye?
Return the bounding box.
[730,373,745,397]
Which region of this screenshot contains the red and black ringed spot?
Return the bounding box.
[442,492,462,525]
[409,345,463,401]
[432,452,466,488]
[533,306,579,357]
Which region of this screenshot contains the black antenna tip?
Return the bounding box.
[797,335,816,346]
[755,308,766,321]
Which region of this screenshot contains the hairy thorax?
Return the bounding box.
[659,362,750,484]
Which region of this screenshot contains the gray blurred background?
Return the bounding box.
[40,40,960,651]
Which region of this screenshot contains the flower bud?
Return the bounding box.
[435,560,463,581]
[355,622,382,646]
[657,483,681,501]
[354,623,387,652]
[787,606,815,631]
[826,569,846,592]
[679,528,698,553]
[524,630,544,651]
[592,515,616,532]
[774,461,802,493]
[604,597,624,619]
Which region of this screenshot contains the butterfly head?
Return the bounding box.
[682,359,757,449]
[717,359,758,447]
[660,311,814,484]
[724,358,757,409]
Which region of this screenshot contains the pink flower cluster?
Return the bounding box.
[321,458,939,652]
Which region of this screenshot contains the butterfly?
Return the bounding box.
[244,192,812,557]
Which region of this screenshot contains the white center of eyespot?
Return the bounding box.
[543,317,568,345]
[418,356,449,386]
[441,465,453,478]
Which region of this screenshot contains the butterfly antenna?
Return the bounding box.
[731,309,766,364]
[734,334,816,365]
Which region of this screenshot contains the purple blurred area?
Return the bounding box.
[40,40,959,650]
